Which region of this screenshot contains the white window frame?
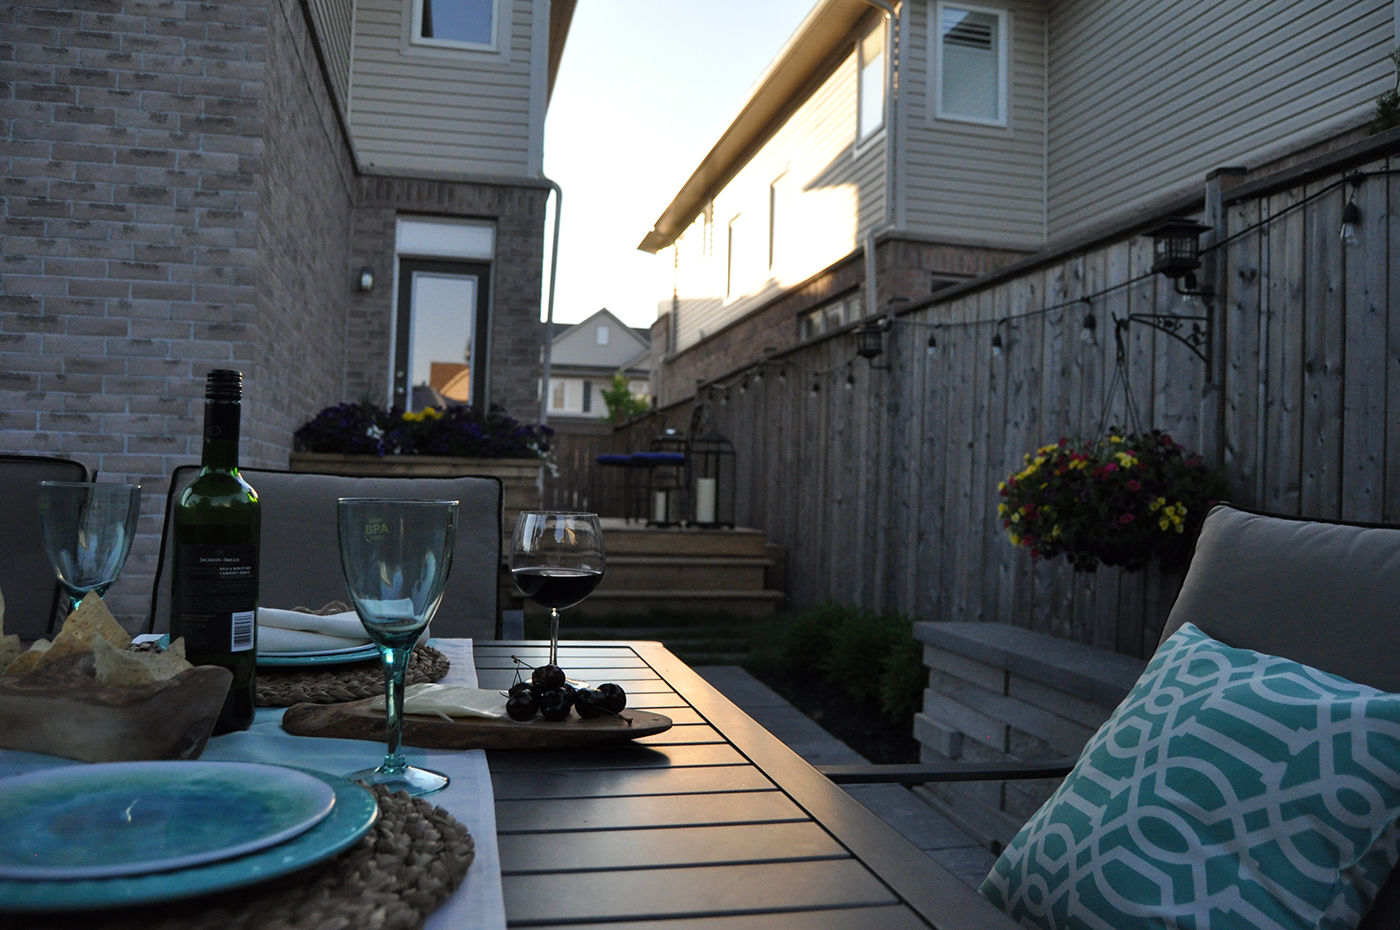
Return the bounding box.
[725,214,740,301]
[411,0,499,51]
[768,172,787,272]
[932,1,1010,128]
[856,20,888,146]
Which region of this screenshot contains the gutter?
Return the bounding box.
[861,0,900,324]
[539,179,563,426]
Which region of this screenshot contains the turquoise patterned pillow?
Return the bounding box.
[981,622,1400,930]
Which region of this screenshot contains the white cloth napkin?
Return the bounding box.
[256,607,370,653]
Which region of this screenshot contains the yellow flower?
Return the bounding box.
[1009,533,1021,546]
[1115,452,1137,468]
[1011,513,1020,524]
[997,481,1006,492]
[998,503,1007,515]
[1150,497,1165,512]
[1109,435,1124,444]
[1040,482,1048,489]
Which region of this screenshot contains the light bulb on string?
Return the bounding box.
[1080,312,1098,346]
[1340,200,1362,247]
[991,331,1004,357]
[810,380,820,396]
[845,373,855,391]
[927,332,937,356]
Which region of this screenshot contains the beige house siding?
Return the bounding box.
[901,0,1048,249]
[306,0,354,113]
[348,0,542,177]
[1046,0,1394,237]
[671,45,886,354]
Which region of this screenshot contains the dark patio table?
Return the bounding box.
[476,640,1018,929]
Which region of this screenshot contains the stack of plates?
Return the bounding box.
[256,642,380,667]
[0,761,379,911]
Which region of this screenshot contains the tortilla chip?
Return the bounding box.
[2,639,51,677]
[93,637,194,687]
[63,593,131,651]
[0,634,19,673]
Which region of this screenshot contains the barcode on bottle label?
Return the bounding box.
[231,611,255,652]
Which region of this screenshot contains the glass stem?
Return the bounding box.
[549,608,560,667]
[381,646,409,775]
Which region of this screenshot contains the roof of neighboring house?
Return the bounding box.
[551,308,651,373]
[637,0,877,253]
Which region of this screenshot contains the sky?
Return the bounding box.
[541,0,818,331]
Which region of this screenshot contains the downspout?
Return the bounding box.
[861,0,900,324]
[539,178,563,426]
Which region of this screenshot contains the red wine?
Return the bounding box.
[513,568,602,610]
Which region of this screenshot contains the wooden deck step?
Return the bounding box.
[597,556,771,592]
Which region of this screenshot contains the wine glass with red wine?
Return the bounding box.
[510,512,604,667]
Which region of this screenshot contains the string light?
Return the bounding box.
[991,332,1004,357]
[926,332,937,355]
[1081,312,1098,346]
[845,372,855,391]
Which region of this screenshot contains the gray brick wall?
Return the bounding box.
[1,0,270,628]
[1,0,548,630]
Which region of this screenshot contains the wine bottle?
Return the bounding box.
[171,369,260,734]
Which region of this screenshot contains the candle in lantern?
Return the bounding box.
[695,478,717,524]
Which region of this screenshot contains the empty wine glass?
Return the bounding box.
[337,498,457,797]
[38,482,143,615]
[510,512,605,668]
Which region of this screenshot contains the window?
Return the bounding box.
[798,292,864,341]
[550,379,567,411]
[393,259,491,410]
[582,380,592,413]
[596,325,610,346]
[934,2,1008,125]
[858,23,887,141]
[414,0,495,48]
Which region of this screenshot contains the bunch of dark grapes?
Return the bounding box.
[505,662,627,723]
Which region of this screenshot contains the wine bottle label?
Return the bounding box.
[175,544,258,653]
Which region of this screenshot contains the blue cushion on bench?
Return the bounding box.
[981,622,1400,930]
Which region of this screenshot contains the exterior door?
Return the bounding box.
[393,259,491,410]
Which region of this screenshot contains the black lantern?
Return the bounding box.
[690,430,736,527]
[646,428,688,526]
[1146,218,1211,279]
[853,321,885,360]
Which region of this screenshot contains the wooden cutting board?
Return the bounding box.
[281,697,673,750]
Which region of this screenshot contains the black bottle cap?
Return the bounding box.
[205,369,243,402]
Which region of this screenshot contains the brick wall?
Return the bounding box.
[1,0,548,630]
[0,0,271,627]
[349,176,548,423]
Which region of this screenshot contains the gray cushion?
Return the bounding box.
[150,468,502,641]
[1159,504,1400,693]
[0,455,91,640]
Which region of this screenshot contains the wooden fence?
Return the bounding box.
[554,150,1398,658]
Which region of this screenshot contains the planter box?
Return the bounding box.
[287,452,542,539]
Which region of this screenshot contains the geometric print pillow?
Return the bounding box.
[980,622,1400,930]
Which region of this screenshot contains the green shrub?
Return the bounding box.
[755,600,927,724]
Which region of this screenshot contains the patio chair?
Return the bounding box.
[821,503,1400,926]
[148,468,503,640]
[0,453,91,640]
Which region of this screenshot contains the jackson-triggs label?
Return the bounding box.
[175,544,258,654]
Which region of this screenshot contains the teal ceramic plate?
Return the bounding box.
[0,768,378,912]
[257,645,379,667]
[0,762,336,880]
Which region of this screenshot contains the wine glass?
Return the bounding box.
[510,512,605,668]
[37,482,143,615]
[337,498,457,797]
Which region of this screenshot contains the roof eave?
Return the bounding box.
[636,0,876,254]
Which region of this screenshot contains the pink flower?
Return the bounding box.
[1119,513,1135,525]
[1104,462,1118,472]
[1127,479,1141,491]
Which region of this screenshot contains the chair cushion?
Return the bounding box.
[981,622,1400,930]
[1159,505,1400,693]
[150,469,502,641]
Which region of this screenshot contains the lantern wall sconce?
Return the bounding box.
[853,319,891,369]
[357,266,376,292]
[1145,218,1214,305]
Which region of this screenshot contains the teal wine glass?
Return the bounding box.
[37,482,143,616]
[337,498,458,797]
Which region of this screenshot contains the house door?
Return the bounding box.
[393,259,491,410]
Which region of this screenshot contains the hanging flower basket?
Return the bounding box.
[293,402,552,459]
[998,431,1229,572]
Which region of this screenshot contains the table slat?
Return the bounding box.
[487,743,745,771]
[491,764,774,800]
[516,904,933,930]
[496,790,805,834]
[498,821,848,874]
[501,859,900,925]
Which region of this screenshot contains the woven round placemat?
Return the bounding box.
[16,784,476,930]
[255,645,451,707]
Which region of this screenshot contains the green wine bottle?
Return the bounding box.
[172,369,260,734]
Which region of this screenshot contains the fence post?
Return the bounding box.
[1200,166,1247,466]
